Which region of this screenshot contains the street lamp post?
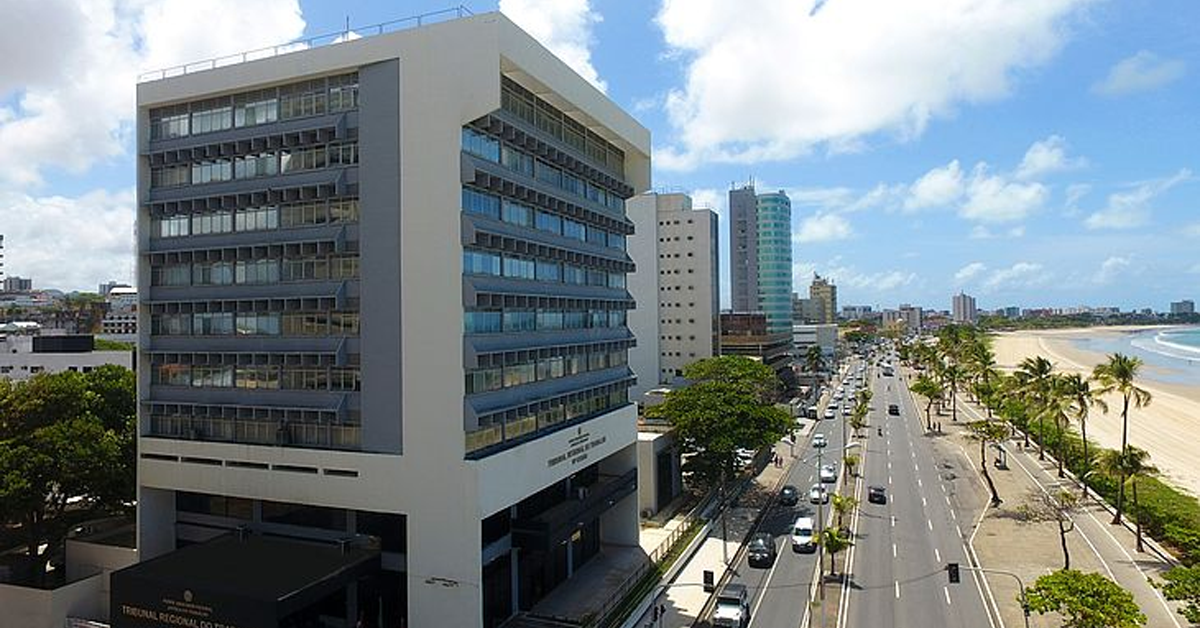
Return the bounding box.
[948,564,1031,628]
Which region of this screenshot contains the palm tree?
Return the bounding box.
[1101,446,1155,549]
[819,527,853,578]
[1092,354,1153,525]
[1044,375,1078,478]
[943,363,967,422]
[805,345,826,379]
[966,342,1000,417]
[1060,373,1108,499]
[1017,356,1055,460]
[910,375,943,431]
[831,493,859,531]
[968,420,1009,506]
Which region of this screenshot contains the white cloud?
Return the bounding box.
[654,0,1093,169]
[1093,50,1186,97]
[1092,255,1132,284]
[1064,183,1091,215]
[500,0,607,92]
[0,0,305,289]
[1084,169,1192,229]
[0,0,305,189]
[0,188,136,289]
[904,160,964,211]
[960,164,1048,223]
[954,262,987,283]
[796,213,853,243]
[983,262,1050,292]
[1015,135,1085,180]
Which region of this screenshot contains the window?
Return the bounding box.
[502,201,533,227]
[279,79,328,119]
[535,260,560,282]
[563,265,586,285]
[501,145,533,176]
[151,313,191,335]
[281,201,327,227]
[328,74,360,112]
[234,153,278,179]
[283,312,330,336]
[563,219,586,242]
[261,500,345,531]
[150,164,190,188]
[608,233,626,251]
[236,312,281,336]
[282,257,329,281]
[191,102,233,134]
[191,159,233,184]
[536,310,563,330]
[235,206,279,232]
[587,227,607,247]
[329,143,358,166]
[177,492,253,519]
[503,363,536,388]
[193,312,234,335]
[233,90,278,127]
[329,312,360,335]
[463,250,501,276]
[235,259,280,285]
[462,128,500,162]
[462,188,500,219]
[331,256,360,279]
[608,273,626,289]
[151,264,190,286]
[502,310,536,332]
[155,215,190,238]
[236,366,280,389]
[330,368,361,392]
[535,160,562,187]
[535,211,562,235]
[502,257,535,280]
[192,365,234,387]
[192,211,233,235]
[193,262,235,286]
[280,146,326,173]
[153,364,191,386]
[464,311,502,334]
[150,108,189,139]
[329,199,360,223]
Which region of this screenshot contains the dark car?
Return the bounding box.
[747,533,777,567]
[779,484,800,507]
[868,485,887,504]
[888,404,900,416]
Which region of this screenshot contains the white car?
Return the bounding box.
[809,484,828,504]
[842,405,852,416]
[823,407,836,420]
[812,434,828,448]
[791,516,816,552]
[819,464,837,483]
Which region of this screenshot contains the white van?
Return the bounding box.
[791,516,816,552]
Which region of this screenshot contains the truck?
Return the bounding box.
[712,583,749,627]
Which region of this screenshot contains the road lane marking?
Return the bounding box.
[895,581,901,599]
[891,515,896,527]
[888,475,893,485]
[944,586,952,605]
[921,496,927,508]
[940,483,946,493]
[888,461,892,471]
[950,509,957,520]
[917,477,923,488]
[893,543,897,558]
[944,495,951,506]
[928,518,934,531]
[935,548,941,563]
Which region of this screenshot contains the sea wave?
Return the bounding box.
[1129,331,1200,362]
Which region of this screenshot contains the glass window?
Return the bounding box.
[233,91,279,127]
[192,211,233,235]
[609,273,626,289]
[155,215,190,238]
[502,310,536,332]
[502,257,535,280]
[608,232,626,251]
[262,500,346,531]
[462,128,500,162]
[463,250,501,276]
[536,310,563,330]
[193,262,235,286]
[150,109,189,140]
[535,211,562,235]
[535,260,560,282]
[150,164,190,188]
[330,312,360,335]
[587,227,607,246]
[235,206,279,232]
[330,367,361,392]
[502,201,533,227]
[193,312,234,335]
[535,160,562,187]
[464,311,502,334]
[234,153,278,179]
[501,145,534,176]
[329,143,358,166]
[152,364,191,386]
[279,79,328,120]
[191,159,233,185]
[563,219,586,241]
[281,201,327,227]
[462,188,500,219]
[329,199,360,223]
[328,74,360,112]
[191,103,233,134]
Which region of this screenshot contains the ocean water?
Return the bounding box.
[1068,326,1200,386]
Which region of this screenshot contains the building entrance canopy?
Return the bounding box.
[110,533,379,628]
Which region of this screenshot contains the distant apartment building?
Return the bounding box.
[627,192,719,397]
[729,185,792,335]
[793,323,837,361]
[3,276,32,292]
[1171,300,1195,315]
[808,274,837,324]
[997,306,1021,318]
[899,304,923,332]
[129,13,648,628]
[792,293,818,324]
[952,292,978,324]
[841,305,873,321]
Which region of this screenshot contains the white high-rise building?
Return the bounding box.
[952,292,978,324]
[127,12,649,628]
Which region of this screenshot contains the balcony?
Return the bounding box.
[510,468,636,551]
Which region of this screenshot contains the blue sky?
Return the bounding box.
[1,0,1197,312]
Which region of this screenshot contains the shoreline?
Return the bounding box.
[991,328,1200,497]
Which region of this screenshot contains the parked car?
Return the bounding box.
[791,516,816,553]
[779,484,800,507]
[809,484,828,504]
[868,485,887,504]
[888,404,900,416]
[823,407,836,420]
[842,405,852,416]
[819,464,837,483]
[747,533,777,567]
[812,434,828,448]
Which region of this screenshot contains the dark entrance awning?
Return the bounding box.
[111,533,380,628]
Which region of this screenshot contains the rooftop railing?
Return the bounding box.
[138,6,474,83]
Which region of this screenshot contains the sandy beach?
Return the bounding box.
[991,326,1200,497]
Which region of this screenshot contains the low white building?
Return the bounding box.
[792,323,837,360]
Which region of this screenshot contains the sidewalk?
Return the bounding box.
[630,433,809,628]
[935,393,1185,628]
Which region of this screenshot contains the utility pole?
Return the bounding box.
[816,443,825,600]
[720,468,729,565]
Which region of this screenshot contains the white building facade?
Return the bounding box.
[952,292,978,324]
[129,13,649,628]
[627,192,719,398]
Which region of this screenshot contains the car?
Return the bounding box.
[736,448,756,467]
[779,484,800,506]
[823,407,836,420]
[809,484,828,504]
[747,533,777,567]
[868,485,887,504]
[791,516,816,553]
[819,464,837,483]
[713,584,749,627]
[842,405,852,416]
[812,433,828,448]
[888,403,900,416]
[833,391,843,401]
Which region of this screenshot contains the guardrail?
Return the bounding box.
[137,6,473,83]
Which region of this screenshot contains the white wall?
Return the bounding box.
[626,193,661,400]
[0,575,105,628]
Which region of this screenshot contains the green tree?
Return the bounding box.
[1024,569,1146,628]
[831,493,858,532]
[910,375,944,432]
[804,345,826,379]
[1092,354,1153,525]
[967,420,1009,506]
[1016,356,1056,460]
[819,527,853,577]
[1100,447,1155,551]
[646,356,793,488]
[1158,565,1200,624]
[1061,373,1108,498]
[842,453,860,479]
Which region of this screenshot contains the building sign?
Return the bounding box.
[116,589,245,628]
[546,427,608,468]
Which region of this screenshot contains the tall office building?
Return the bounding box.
[728,185,792,335]
[899,303,924,333]
[129,13,649,628]
[808,274,837,324]
[952,292,978,324]
[627,192,719,397]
